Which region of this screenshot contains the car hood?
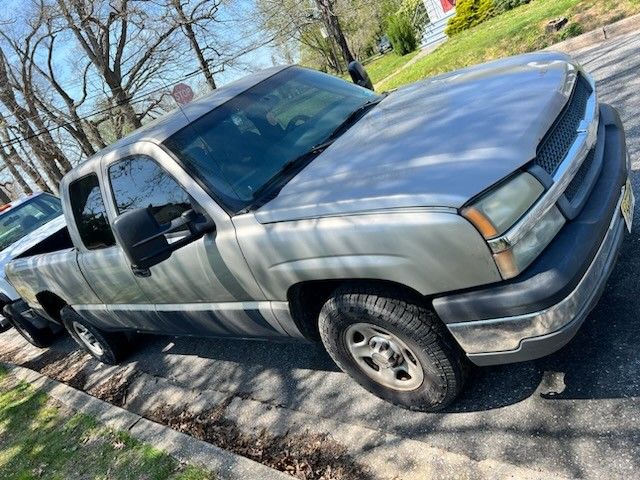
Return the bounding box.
[255,52,578,223]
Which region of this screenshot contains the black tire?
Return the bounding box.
[4,303,56,348]
[0,319,12,334]
[318,285,468,412]
[61,306,128,365]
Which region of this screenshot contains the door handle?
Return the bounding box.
[132,266,151,278]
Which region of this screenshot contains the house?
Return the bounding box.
[421,0,456,47]
[423,0,456,21]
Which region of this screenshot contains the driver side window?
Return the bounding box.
[109,155,192,226]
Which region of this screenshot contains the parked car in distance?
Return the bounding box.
[4,53,633,410]
[377,35,393,54]
[0,193,67,343]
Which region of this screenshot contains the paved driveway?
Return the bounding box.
[3,32,640,479]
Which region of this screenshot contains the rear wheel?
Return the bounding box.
[3,302,57,348]
[318,285,468,411]
[61,306,128,365]
[0,317,12,333]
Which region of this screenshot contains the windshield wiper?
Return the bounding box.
[323,93,387,143]
[248,142,333,205]
[245,95,387,210]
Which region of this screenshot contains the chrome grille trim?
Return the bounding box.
[489,73,598,254]
[534,75,593,175]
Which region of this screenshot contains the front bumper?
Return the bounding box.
[434,104,630,366]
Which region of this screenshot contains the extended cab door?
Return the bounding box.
[101,143,285,338]
[66,171,157,331]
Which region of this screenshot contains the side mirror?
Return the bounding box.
[348,61,374,91]
[112,207,215,271]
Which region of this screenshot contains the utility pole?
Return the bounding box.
[315,0,354,68]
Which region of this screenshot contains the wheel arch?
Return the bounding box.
[35,291,69,324]
[286,279,432,341]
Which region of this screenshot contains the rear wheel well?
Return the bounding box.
[35,291,68,323]
[287,279,431,341]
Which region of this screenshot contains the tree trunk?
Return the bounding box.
[315,0,354,68]
[172,0,217,90]
[0,187,10,203]
[0,153,33,195]
[0,49,66,187]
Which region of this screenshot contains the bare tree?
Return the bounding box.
[0,0,272,198]
[55,0,185,129]
[0,47,68,189]
[0,115,53,193]
[0,186,12,203]
[169,0,220,90]
[0,1,105,160]
[315,0,354,67]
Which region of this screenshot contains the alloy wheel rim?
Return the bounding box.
[344,323,424,391]
[72,322,104,356]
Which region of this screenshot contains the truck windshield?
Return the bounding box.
[164,67,379,212]
[0,194,63,251]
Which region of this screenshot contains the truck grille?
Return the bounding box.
[534,74,593,175]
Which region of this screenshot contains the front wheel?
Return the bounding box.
[318,285,468,411]
[61,307,128,365]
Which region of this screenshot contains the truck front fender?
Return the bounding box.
[234,209,501,301]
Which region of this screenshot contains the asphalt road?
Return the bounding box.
[3,32,640,479]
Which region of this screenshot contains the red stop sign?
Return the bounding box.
[172,83,194,105]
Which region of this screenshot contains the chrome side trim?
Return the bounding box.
[75,301,279,312]
[489,79,599,254]
[448,186,624,354]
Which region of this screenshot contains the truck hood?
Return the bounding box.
[0,215,67,299]
[255,52,578,224]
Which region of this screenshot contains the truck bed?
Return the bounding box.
[5,248,99,317]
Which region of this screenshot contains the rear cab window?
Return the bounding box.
[68,174,115,250]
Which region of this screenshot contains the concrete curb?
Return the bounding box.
[1,362,290,480]
[546,13,640,53]
[98,366,574,480]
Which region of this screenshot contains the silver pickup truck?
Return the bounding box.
[4,52,633,411]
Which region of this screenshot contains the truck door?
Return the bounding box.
[105,153,282,338]
[67,173,157,331]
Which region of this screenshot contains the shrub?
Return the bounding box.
[386,12,419,55]
[493,0,531,13]
[397,0,429,36]
[445,0,496,36]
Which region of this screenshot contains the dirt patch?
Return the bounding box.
[88,369,139,407]
[569,0,639,32]
[25,350,91,390]
[0,344,30,363]
[149,403,376,480]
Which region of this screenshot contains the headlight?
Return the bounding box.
[462,172,544,239]
[463,172,566,279]
[492,206,565,278]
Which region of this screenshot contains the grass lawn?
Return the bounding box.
[377,0,640,91]
[361,50,421,85]
[0,368,214,480]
